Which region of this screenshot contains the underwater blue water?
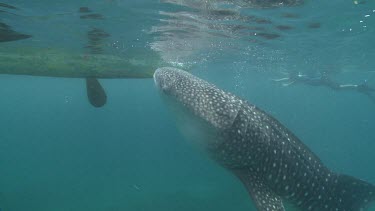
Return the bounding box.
[1,0,375,210]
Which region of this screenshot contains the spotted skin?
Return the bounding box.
[154,67,375,211]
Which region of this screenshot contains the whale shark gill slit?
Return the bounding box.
[85,78,107,108]
[154,67,375,211]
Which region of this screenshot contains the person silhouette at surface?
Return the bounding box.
[273,71,375,102]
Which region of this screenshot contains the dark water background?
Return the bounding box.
[1,0,375,210]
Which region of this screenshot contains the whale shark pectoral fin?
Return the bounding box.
[234,170,285,211]
[85,78,107,108]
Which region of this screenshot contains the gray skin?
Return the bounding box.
[154,67,375,211]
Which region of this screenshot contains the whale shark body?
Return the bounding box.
[154,67,375,211]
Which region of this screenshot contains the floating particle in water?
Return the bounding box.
[133,184,141,190]
[64,96,72,104]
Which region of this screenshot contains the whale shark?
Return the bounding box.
[154,67,375,211]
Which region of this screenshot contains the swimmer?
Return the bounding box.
[272,71,340,89]
[273,72,375,102]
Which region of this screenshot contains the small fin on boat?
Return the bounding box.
[234,169,285,211]
[0,22,31,42]
[85,78,107,108]
[0,31,31,42]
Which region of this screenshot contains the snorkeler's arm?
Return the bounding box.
[271,77,290,82]
[338,84,358,89]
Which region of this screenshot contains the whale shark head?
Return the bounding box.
[154,67,244,148]
[154,67,243,129]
